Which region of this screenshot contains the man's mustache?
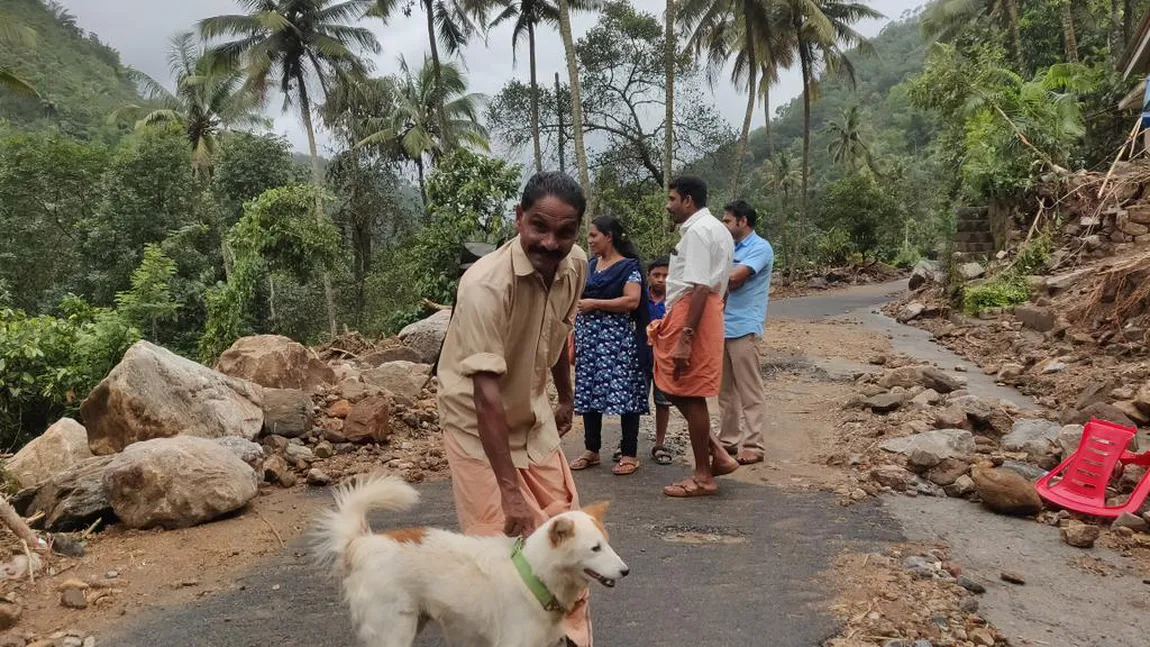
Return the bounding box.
[528,246,565,260]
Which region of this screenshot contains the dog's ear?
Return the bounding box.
[548,517,575,547]
[582,501,610,522]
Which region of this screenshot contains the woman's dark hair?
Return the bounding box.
[591,215,641,260]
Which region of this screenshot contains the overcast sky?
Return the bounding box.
[59,0,927,159]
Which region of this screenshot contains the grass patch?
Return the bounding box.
[963,275,1030,314]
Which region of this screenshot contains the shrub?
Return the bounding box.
[962,275,1030,314]
[0,297,138,446]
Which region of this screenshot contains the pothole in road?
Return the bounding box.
[656,524,747,545]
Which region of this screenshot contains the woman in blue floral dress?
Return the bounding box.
[569,216,650,475]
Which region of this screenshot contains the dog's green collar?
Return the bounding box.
[512,538,565,613]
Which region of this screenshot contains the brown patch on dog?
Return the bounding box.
[382,527,428,544]
[549,517,575,547]
[582,501,610,539]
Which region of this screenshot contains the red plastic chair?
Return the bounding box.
[1036,418,1150,518]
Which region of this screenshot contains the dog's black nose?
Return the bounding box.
[621,567,630,577]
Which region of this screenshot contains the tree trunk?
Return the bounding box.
[1125,0,1136,46]
[557,0,592,224]
[662,0,675,191]
[1112,0,1123,52]
[296,72,339,339]
[529,22,543,174]
[1061,3,1079,63]
[800,47,812,246]
[732,32,757,198]
[556,72,566,174]
[417,156,428,209]
[763,81,773,160]
[268,274,277,327]
[425,0,452,145]
[1005,0,1024,72]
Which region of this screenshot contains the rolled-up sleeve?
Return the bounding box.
[452,284,509,377]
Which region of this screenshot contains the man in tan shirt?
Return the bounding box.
[437,171,592,645]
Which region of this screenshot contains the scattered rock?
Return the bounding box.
[880,429,975,462]
[908,260,938,290]
[998,460,1046,482]
[215,334,335,391]
[343,395,393,444]
[933,406,968,430]
[103,436,260,529]
[1061,521,1101,548]
[361,361,430,403]
[997,363,1025,381]
[959,597,980,613]
[326,399,353,419]
[972,465,1043,516]
[864,393,907,414]
[262,454,294,487]
[19,455,115,532]
[1001,419,1061,462]
[958,262,985,281]
[926,458,970,486]
[334,379,384,403]
[360,345,423,366]
[948,395,1015,435]
[1112,512,1150,533]
[897,302,926,323]
[1000,570,1026,585]
[81,341,264,454]
[944,474,976,498]
[260,388,314,439]
[1113,400,1150,426]
[879,365,964,394]
[1057,424,1084,456]
[911,389,941,406]
[956,575,986,594]
[313,440,335,459]
[1040,359,1067,374]
[60,588,87,609]
[4,418,93,489]
[306,469,332,486]
[214,437,265,472]
[283,443,315,464]
[1072,402,1136,428]
[1013,305,1056,332]
[870,465,916,491]
[397,309,451,364]
[969,627,995,646]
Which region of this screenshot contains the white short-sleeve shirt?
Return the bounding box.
[666,207,734,307]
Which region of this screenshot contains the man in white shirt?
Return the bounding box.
[648,176,739,497]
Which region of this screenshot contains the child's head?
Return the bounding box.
[648,257,669,297]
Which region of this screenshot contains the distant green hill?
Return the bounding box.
[689,12,938,198]
[0,0,144,138]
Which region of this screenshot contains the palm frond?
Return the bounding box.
[0,67,39,97]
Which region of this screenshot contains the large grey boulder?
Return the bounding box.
[1001,419,1062,461]
[81,341,264,455]
[398,310,451,364]
[880,429,975,464]
[17,456,115,532]
[215,335,335,391]
[5,418,92,488]
[103,436,259,530]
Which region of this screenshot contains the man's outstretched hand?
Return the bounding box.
[501,491,536,538]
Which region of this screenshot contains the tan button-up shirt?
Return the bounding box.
[437,237,587,468]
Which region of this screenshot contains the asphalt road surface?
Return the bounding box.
[106,283,909,647]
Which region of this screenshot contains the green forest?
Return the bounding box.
[1,0,1149,443]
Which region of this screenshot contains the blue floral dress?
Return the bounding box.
[574,262,650,416]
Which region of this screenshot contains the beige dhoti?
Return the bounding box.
[443,432,593,646]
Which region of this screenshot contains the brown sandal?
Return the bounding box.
[612,457,639,475]
[663,477,718,498]
[569,452,600,470]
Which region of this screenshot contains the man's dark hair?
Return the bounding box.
[648,256,670,271]
[724,199,758,228]
[669,175,707,208]
[520,171,586,218]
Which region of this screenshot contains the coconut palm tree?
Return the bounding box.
[663,0,676,190]
[199,0,381,185]
[556,0,592,218]
[0,15,39,97]
[112,32,267,177]
[681,0,777,197]
[370,0,491,145]
[488,0,601,174]
[826,105,880,175]
[358,55,489,205]
[199,0,380,339]
[776,0,880,230]
[921,0,1022,71]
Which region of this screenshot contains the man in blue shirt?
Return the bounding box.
[718,200,774,465]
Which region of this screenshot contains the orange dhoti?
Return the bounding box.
[648,292,725,398]
[443,432,593,646]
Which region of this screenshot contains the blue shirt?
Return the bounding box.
[648,296,666,321]
[724,232,774,339]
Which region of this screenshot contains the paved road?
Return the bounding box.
[107,282,911,647]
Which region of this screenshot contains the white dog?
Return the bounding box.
[313,474,629,647]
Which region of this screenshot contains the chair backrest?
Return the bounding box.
[1056,418,1137,501]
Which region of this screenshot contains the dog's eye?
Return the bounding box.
[591,543,602,552]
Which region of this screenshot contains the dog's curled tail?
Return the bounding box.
[312,473,419,572]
